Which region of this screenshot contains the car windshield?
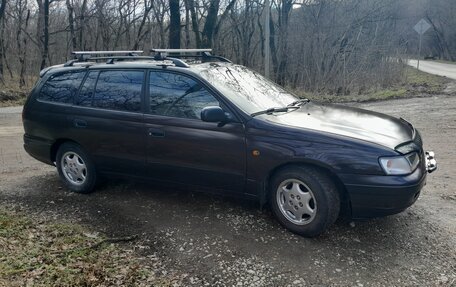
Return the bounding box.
[197,64,299,115]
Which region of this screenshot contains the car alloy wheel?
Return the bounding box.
[276,179,317,225]
[61,151,87,185]
[56,142,97,194]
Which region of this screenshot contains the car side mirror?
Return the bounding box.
[201,106,228,123]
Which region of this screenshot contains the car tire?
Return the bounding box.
[56,142,97,194]
[269,165,340,237]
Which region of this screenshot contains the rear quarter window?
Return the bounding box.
[38,70,86,104]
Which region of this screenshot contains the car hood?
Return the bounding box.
[261,102,413,150]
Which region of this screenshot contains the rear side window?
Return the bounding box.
[92,70,144,112]
[38,71,86,104]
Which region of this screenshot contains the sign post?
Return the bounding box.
[413,19,431,70]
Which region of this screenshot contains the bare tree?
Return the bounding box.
[65,0,76,51]
[0,0,7,83]
[1,0,455,92]
[186,0,201,48]
[133,0,153,50]
[78,0,88,50]
[12,0,31,86]
[169,0,180,48]
[201,0,236,48]
[273,0,292,85]
[425,0,455,61]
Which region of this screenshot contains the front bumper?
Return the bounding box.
[425,151,437,173]
[341,150,437,219]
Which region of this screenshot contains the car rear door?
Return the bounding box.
[67,69,146,176]
[144,70,246,193]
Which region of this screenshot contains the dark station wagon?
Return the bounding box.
[22,49,437,237]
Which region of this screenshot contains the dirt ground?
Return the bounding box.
[0,96,455,286]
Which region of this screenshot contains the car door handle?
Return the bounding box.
[73,119,87,128]
[148,128,165,137]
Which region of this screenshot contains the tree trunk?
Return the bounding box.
[187,0,201,48]
[66,0,77,52]
[0,0,7,84]
[169,0,181,48]
[37,0,50,70]
[184,0,191,48]
[78,0,88,50]
[276,0,292,85]
[133,1,153,50]
[19,10,31,87]
[269,10,278,80]
[202,0,220,48]
[213,0,237,43]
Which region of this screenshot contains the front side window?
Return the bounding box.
[149,71,219,119]
[38,70,86,104]
[92,70,144,112]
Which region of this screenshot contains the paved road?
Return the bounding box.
[1,99,455,286]
[408,59,456,80]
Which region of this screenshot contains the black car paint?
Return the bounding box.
[23,63,427,219]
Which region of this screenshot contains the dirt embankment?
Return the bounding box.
[0,89,28,107]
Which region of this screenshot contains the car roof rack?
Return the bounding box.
[63,49,230,68]
[64,50,190,68]
[73,50,143,57]
[102,55,189,67]
[64,50,144,67]
[73,50,142,60]
[151,48,232,63]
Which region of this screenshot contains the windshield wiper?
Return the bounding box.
[287,98,310,107]
[251,106,299,117]
[251,99,309,117]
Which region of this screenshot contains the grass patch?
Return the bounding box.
[294,66,453,103]
[403,66,449,94]
[0,79,31,107]
[0,76,38,107]
[0,208,180,286]
[301,88,409,103]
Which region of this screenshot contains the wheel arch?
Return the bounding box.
[262,161,352,217]
[50,138,80,163]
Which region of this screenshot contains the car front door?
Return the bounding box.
[144,70,246,193]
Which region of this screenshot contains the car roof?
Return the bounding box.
[43,49,231,75]
[41,60,233,78]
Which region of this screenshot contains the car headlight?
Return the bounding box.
[379,152,420,175]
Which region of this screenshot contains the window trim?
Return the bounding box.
[74,70,99,106]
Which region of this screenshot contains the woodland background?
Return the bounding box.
[0,0,455,95]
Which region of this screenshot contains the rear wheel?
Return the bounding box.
[269,165,340,237]
[56,142,97,194]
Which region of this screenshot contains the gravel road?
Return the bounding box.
[0,96,455,286]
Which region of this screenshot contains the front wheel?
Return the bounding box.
[56,142,97,194]
[269,166,340,237]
